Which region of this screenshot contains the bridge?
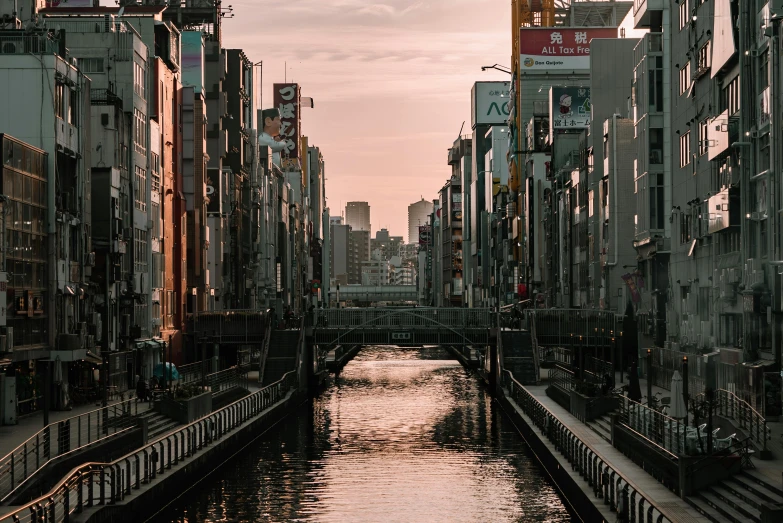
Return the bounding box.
[328,284,418,303]
[313,307,493,348]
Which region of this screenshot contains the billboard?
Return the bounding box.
[418,225,431,246]
[471,81,511,128]
[519,28,617,72]
[273,83,301,160]
[550,87,591,129]
[181,31,205,94]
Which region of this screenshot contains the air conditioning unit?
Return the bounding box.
[103,14,116,33]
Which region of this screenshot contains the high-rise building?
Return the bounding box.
[407,198,431,244]
[345,201,371,232]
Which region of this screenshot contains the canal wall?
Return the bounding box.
[75,386,306,523]
[496,389,615,523]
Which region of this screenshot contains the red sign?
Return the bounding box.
[418,225,431,246]
[519,28,617,72]
[273,83,301,160]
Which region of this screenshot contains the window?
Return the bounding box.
[679,62,691,95]
[721,76,740,115]
[679,1,689,31]
[680,212,692,244]
[649,128,663,164]
[648,56,664,112]
[134,166,146,211]
[134,109,146,154]
[67,89,77,126]
[697,41,711,75]
[151,152,161,193]
[758,133,770,173]
[680,131,691,168]
[698,287,711,321]
[719,313,741,347]
[133,60,146,100]
[134,228,148,273]
[758,49,769,89]
[699,119,709,156]
[650,172,664,230]
[79,58,104,74]
[55,84,65,120]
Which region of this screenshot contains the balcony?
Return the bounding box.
[633,0,664,29]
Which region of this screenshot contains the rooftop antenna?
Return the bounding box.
[458,121,465,138]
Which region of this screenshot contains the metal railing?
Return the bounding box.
[694,389,770,452]
[525,309,618,349]
[502,370,672,523]
[0,370,298,523]
[318,308,492,329]
[539,346,571,367]
[0,400,144,502]
[548,366,574,392]
[179,359,216,383]
[206,367,248,395]
[617,396,686,458]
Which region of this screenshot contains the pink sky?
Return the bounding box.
[225,0,510,238]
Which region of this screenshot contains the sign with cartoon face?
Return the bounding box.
[550,87,591,129]
[273,83,301,160]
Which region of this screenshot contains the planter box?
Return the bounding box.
[570,390,619,422]
[157,391,213,424]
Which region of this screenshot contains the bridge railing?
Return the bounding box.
[525,309,619,348]
[318,308,492,329]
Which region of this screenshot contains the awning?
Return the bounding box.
[135,339,163,350]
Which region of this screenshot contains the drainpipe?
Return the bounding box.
[605,115,621,312]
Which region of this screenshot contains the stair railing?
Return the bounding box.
[258,309,273,385]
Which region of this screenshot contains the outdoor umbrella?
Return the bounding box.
[153,362,180,381]
[669,370,687,419]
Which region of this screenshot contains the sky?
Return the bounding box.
[224,0,511,238]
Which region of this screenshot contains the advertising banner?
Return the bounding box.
[621,273,641,303]
[519,28,617,72]
[471,81,511,128]
[418,225,431,246]
[273,83,301,160]
[550,86,591,129]
[181,31,205,94]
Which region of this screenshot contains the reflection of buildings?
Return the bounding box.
[439,147,464,307]
[407,198,431,244]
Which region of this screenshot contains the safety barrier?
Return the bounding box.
[502,370,670,523]
[0,400,144,502]
[0,370,297,523]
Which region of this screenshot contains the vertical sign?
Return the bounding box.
[273,83,300,161]
[0,272,6,326]
[181,31,205,94]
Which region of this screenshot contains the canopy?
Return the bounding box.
[153,362,180,380]
[669,370,688,419]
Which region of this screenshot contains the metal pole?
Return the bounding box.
[43,360,50,427]
[683,356,689,427]
[647,348,653,406]
[707,387,714,454]
[168,334,172,392]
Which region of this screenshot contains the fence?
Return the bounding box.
[548,366,574,392]
[502,370,671,523]
[525,309,618,349]
[617,396,689,457]
[319,308,492,329]
[693,389,770,452]
[0,371,298,523]
[0,400,144,502]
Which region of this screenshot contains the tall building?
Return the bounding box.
[345,201,370,232]
[407,198,431,244]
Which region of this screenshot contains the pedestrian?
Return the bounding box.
[269,307,277,330]
[135,375,146,402]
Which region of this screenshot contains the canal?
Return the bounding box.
[156,346,573,522]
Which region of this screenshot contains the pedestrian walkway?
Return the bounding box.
[0,396,153,462]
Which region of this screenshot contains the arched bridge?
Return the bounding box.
[313,308,493,348]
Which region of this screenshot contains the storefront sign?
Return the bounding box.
[471,82,511,128]
[519,28,617,72]
[550,86,591,129]
[273,83,301,160]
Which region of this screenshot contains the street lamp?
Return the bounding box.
[481,64,512,75]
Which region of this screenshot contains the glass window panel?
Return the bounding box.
[14,172,22,200]
[13,143,22,170]
[23,205,31,231]
[23,176,31,203]
[3,170,12,198]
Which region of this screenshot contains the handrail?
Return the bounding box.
[0,398,142,501]
[501,369,672,523]
[687,436,752,478]
[258,310,273,385]
[0,369,298,523]
[694,389,770,452]
[617,395,685,458]
[548,365,574,392]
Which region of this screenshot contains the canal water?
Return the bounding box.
[157,346,573,523]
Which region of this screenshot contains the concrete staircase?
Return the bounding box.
[137,409,180,440]
[586,413,613,443]
[501,330,538,385]
[261,330,300,385]
[686,471,783,523]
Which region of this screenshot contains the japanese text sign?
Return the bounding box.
[520,28,617,72]
[273,83,301,160]
[550,87,591,129]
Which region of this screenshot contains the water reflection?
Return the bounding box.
[159,346,572,523]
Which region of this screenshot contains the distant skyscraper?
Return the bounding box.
[345,201,371,232]
[408,198,431,244]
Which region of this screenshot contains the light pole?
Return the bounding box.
[481,64,512,75]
